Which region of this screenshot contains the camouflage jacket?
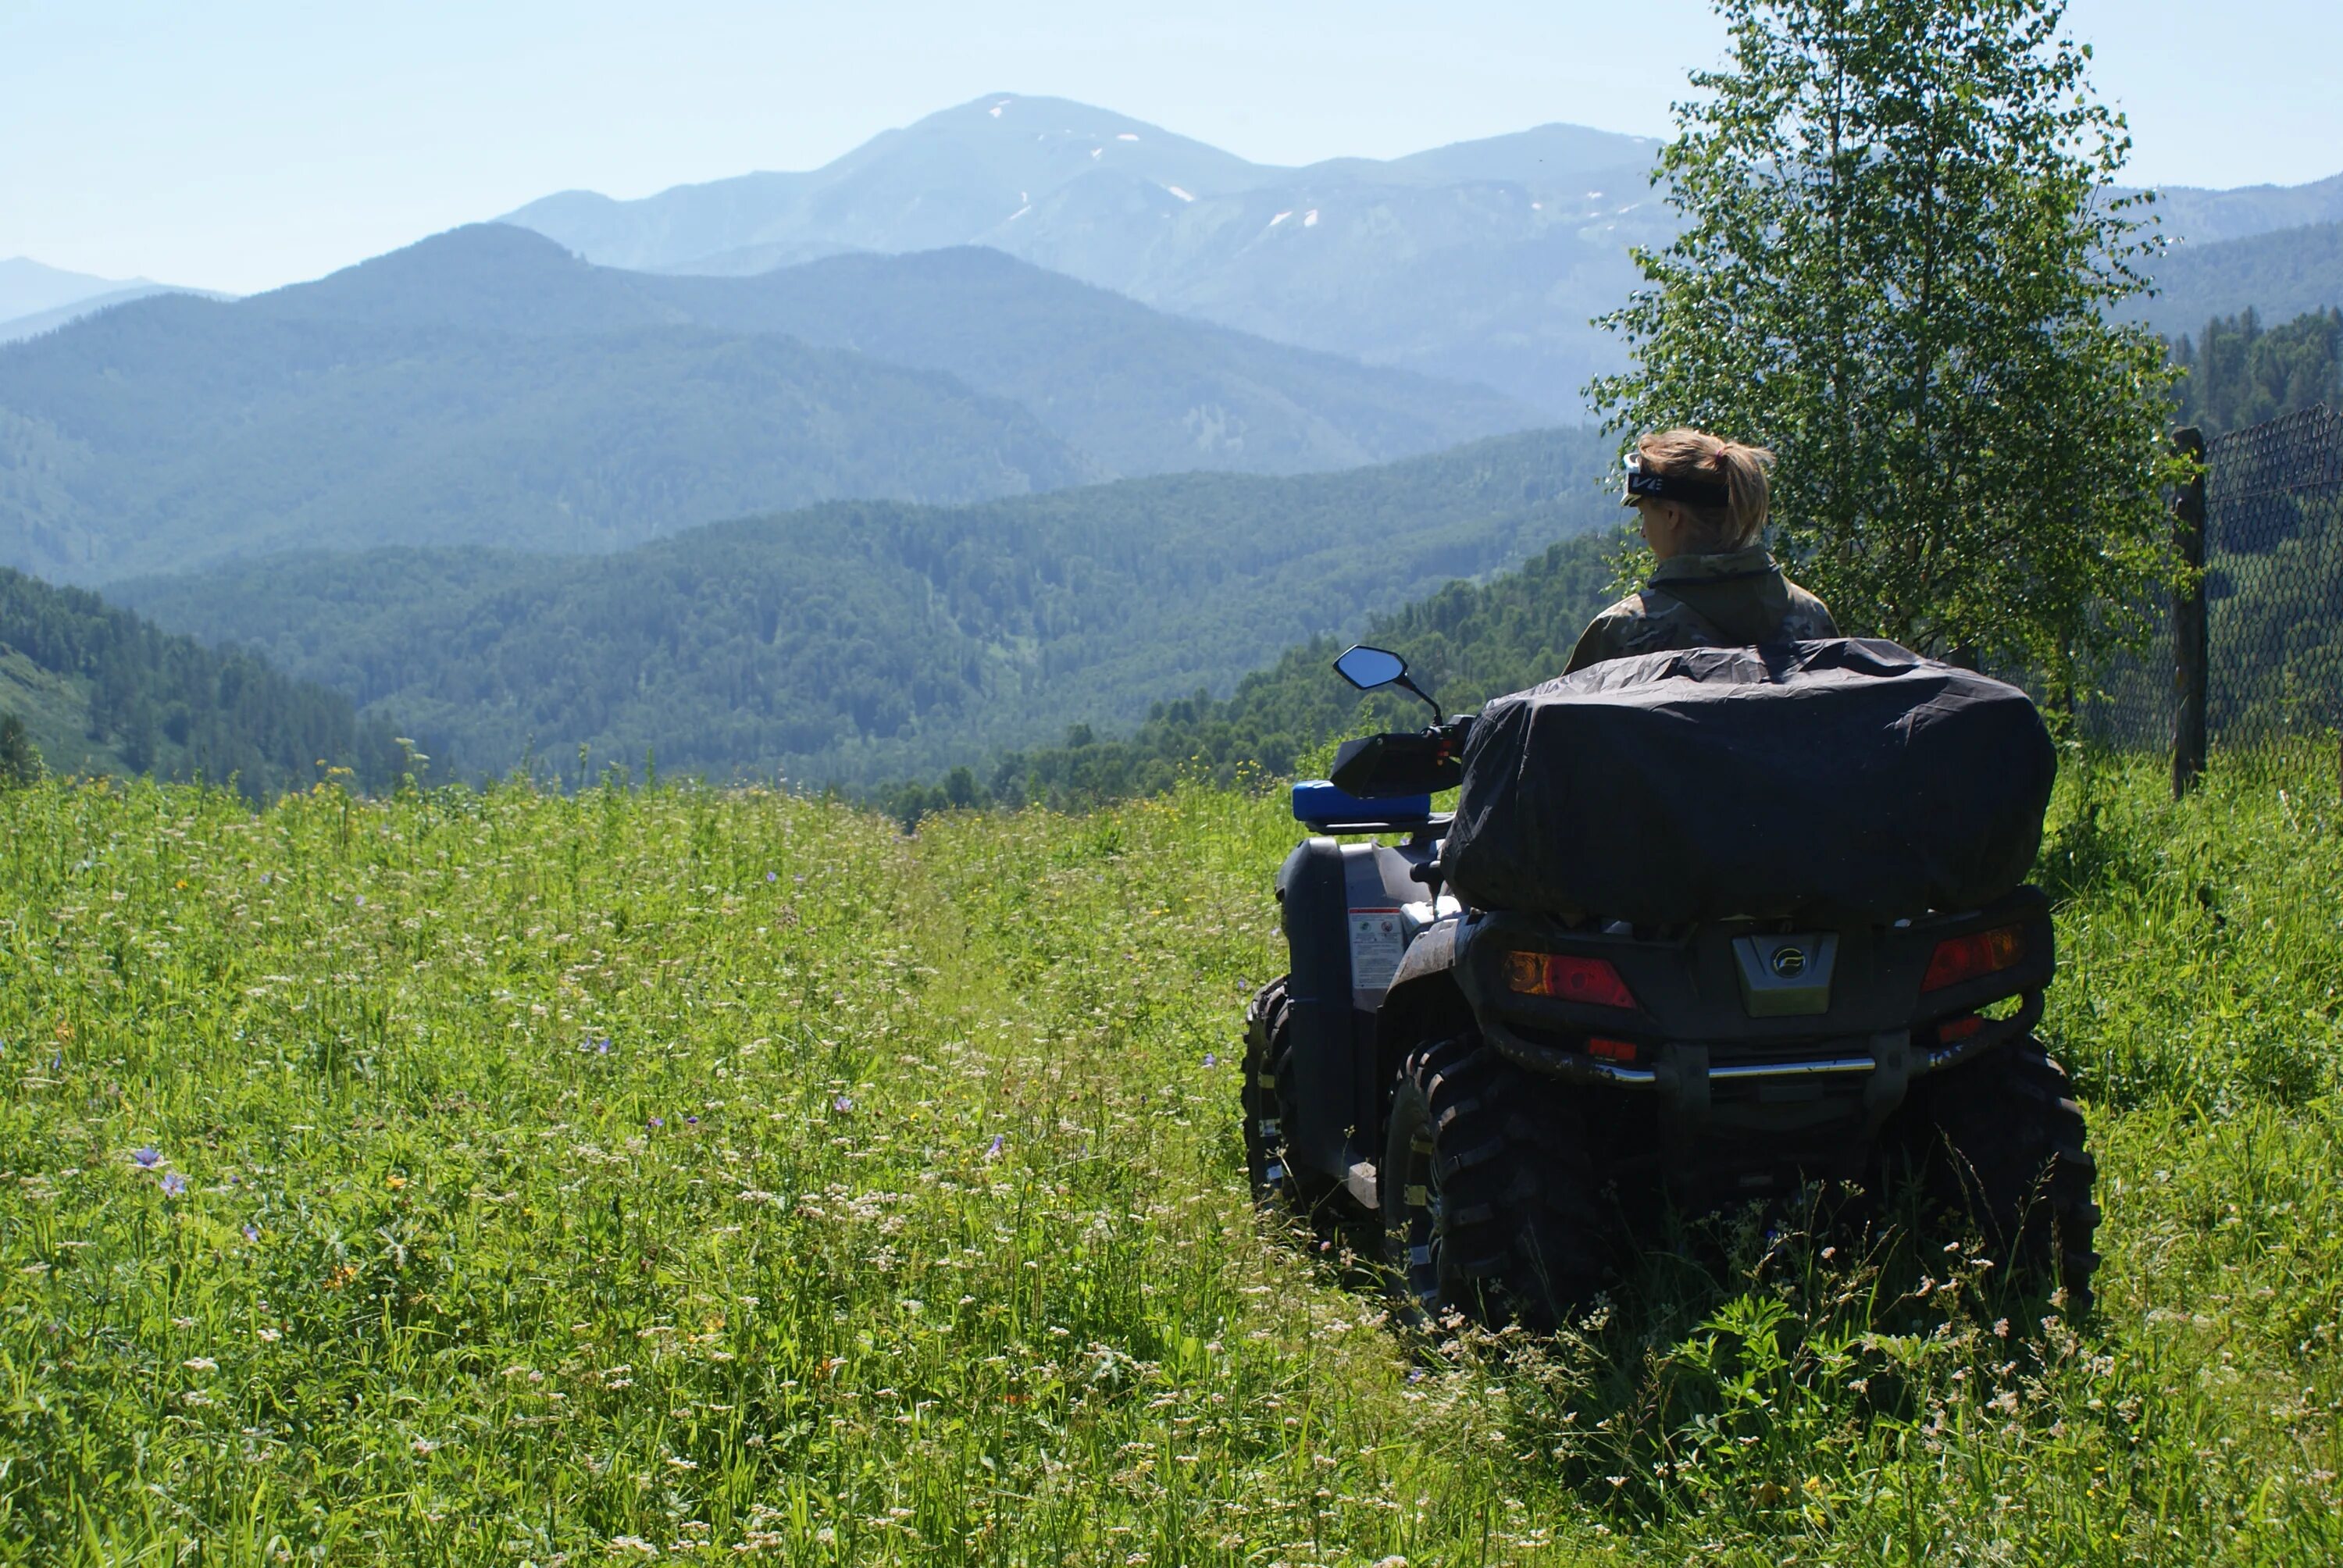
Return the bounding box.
[1564,546,1838,675]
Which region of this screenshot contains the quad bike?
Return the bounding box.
[1242,643,2100,1325]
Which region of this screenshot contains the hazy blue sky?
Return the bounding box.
[5,0,2336,294]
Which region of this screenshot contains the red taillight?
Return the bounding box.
[1921,925,2026,992]
[1587,1035,1639,1063]
[1935,1013,1986,1042]
[1505,950,1639,1010]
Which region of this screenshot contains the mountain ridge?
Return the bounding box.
[0,273,1094,584]
[0,223,1535,584]
[0,256,229,345]
[2121,222,2343,339]
[0,257,159,321]
[503,94,1666,412]
[237,223,1539,473]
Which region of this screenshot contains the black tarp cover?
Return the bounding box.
[1442,640,2056,923]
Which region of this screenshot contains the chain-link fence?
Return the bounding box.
[2078,404,2343,772]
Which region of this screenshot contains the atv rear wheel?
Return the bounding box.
[1241,978,1337,1210]
[1381,1035,1608,1327]
[1892,1036,2101,1313]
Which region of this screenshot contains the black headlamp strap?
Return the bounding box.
[1622,452,1731,511]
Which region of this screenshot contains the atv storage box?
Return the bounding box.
[1442,639,2055,924]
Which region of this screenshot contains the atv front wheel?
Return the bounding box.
[1241,978,1337,1211]
[1381,1035,1608,1327]
[1892,1036,2101,1313]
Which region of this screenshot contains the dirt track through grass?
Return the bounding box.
[2,757,2340,1563]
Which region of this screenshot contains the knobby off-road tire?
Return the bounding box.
[1895,1035,2101,1313]
[1241,977,1338,1211]
[1381,1035,1608,1328]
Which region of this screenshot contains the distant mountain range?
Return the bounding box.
[112,429,1615,786]
[505,94,1670,414]
[2142,175,2343,245]
[0,223,1538,585]
[502,94,2343,415]
[19,96,2343,440]
[2119,223,2343,340]
[0,256,223,344]
[0,258,159,321]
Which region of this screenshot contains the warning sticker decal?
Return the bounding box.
[1348,907,1406,993]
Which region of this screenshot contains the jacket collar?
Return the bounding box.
[1649,544,1778,586]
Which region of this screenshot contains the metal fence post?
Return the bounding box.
[2171,426,2208,800]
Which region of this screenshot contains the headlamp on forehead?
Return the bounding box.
[1621,451,1731,510]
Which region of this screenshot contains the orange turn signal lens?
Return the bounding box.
[1920,925,2026,992]
[1503,950,1639,1010]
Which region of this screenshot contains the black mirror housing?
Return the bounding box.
[1334,644,1407,691]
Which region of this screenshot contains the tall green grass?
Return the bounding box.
[2,753,2338,1563]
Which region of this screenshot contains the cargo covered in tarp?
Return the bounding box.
[1441,640,2056,924]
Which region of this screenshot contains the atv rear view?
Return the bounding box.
[1243,639,2099,1327]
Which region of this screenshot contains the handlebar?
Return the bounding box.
[1328,713,1478,800]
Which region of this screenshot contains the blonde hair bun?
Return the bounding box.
[1636,428,1774,549]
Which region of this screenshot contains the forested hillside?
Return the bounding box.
[0,567,406,796]
[890,524,1625,819]
[2124,223,2343,342]
[2171,305,2341,435]
[634,247,1538,476]
[0,283,210,345]
[116,429,1614,786]
[916,296,2343,823]
[252,228,1537,476]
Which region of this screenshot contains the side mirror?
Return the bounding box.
[1334,644,1407,692]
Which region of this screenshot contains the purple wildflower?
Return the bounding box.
[765,871,778,883]
[1202,1052,1218,1068]
[833,1095,853,1114]
[594,1037,612,1056]
[160,1172,188,1197]
[244,1224,261,1242]
[354,894,366,908]
[648,1117,665,1128]
[986,1135,1004,1159]
[132,1146,164,1170]
[685,1115,699,1127]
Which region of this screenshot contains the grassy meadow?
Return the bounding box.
[2,751,2341,1563]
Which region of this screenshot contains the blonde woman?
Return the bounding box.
[1564,428,1837,674]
